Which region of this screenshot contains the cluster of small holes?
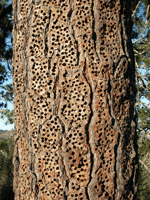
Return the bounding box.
[19,0,29,17]
[48,22,78,70]
[37,119,65,199]
[13,51,25,93]
[60,72,90,127]
[64,127,90,185]
[39,116,61,150]
[73,0,92,33]
[13,23,27,89]
[68,181,87,200]
[20,174,33,199]
[29,93,53,124]
[99,21,121,63]
[14,69,24,92]
[29,6,49,58]
[37,152,64,199]
[70,0,122,80]
[43,0,58,6]
[30,59,51,95]
[70,0,103,78]
[98,1,122,64]
[39,2,79,71]
[14,96,23,116]
[18,136,29,174]
[37,178,51,198]
[59,70,91,192]
[30,126,40,152]
[15,29,26,52]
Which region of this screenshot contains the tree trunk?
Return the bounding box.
[12,0,138,199]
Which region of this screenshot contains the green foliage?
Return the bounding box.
[138,138,150,155]
[132,0,150,134]
[0,136,14,199]
[132,0,150,199]
[137,137,150,199]
[0,109,13,124]
[0,0,13,124]
[137,164,150,200]
[138,106,150,131]
[132,0,150,98]
[0,0,12,61]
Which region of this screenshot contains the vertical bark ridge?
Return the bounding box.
[91,0,100,61]
[82,59,94,200]
[86,58,98,200]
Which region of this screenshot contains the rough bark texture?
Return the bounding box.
[12,0,138,199]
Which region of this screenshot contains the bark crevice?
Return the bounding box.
[83,59,94,200]
[44,9,51,58]
[91,0,96,53]
[114,132,121,200]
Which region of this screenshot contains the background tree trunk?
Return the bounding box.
[12,0,138,199]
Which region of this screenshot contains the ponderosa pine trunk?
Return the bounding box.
[12,0,138,199]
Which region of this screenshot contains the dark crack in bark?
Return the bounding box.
[67,0,73,21]
[91,0,96,51]
[69,15,80,66]
[91,0,100,61]
[57,104,69,199]
[31,172,39,199]
[114,132,121,200]
[44,9,51,58]
[83,59,94,200]
[53,70,59,115]
[107,78,115,127]
[57,75,69,199]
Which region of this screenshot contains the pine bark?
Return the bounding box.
[12,0,138,199]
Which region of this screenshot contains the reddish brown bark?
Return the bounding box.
[12,0,138,199]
